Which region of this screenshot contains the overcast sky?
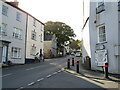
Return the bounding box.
[7,0,84,40]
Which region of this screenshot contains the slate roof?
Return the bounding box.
[44,35,53,41]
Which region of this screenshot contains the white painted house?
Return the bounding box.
[82,0,120,74]
[0,0,44,64]
[25,15,44,63]
[0,0,27,64]
[82,0,91,64]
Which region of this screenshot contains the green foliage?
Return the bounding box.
[44,21,76,46]
[69,39,82,50]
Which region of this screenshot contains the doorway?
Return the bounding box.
[2,46,7,63]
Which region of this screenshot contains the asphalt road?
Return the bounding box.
[2,55,105,89]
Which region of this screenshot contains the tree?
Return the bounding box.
[44,21,76,46]
[69,39,82,51]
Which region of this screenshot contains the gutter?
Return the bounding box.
[82,17,89,31]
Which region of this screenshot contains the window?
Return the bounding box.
[33,19,36,26]
[13,28,22,39]
[30,44,36,55]
[98,25,106,43]
[41,34,42,42]
[0,23,7,36]
[31,30,36,40]
[2,5,8,16]
[118,1,120,11]
[96,0,105,14]
[16,12,21,21]
[11,47,21,58]
[97,0,104,6]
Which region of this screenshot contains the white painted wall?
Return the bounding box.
[89,1,120,74]
[26,15,44,59]
[82,0,91,63]
[82,21,91,61]
[1,1,27,64]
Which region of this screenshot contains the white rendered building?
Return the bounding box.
[82,0,120,74]
[0,0,44,64]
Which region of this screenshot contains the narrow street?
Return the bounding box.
[2,56,118,89]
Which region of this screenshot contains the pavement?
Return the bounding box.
[64,66,120,82]
[63,56,120,89]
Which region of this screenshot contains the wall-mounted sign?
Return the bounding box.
[95,49,108,66]
[95,44,105,50]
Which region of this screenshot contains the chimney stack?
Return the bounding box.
[9,0,19,7]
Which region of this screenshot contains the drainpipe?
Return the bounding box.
[24,14,28,64]
[6,46,8,64]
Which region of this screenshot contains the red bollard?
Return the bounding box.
[104,63,109,78]
[67,59,70,69]
[72,58,74,66]
[76,61,79,73]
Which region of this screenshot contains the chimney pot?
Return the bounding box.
[9,0,19,7]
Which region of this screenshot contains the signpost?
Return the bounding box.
[95,50,108,66]
[95,49,109,78]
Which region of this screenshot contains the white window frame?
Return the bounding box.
[11,47,21,58]
[0,23,7,36]
[2,5,8,16]
[16,12,21,22]
[97,25,107,43]
[30,44,36,55]
[13,27,22,39]
[40,34,43,42]
[31,30,36,40]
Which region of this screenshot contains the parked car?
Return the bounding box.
[71,52,75,56]
[75,52,80,57]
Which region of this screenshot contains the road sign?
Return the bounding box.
[95,50,108,66]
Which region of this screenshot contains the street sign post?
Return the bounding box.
[95,50,108,66]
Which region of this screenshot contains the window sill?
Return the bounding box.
[31,39,37,41]
[33,25,36,27]
[2,14,8,17]
[96,41,107,45]
[96,9,105,14]
[16,19,21,22]
[11,57,21,59]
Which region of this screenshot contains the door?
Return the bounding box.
[2,46,7,63]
